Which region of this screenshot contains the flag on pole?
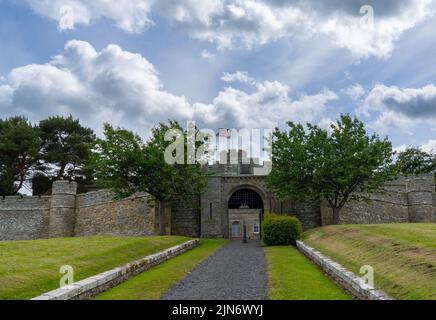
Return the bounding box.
[218,128,232,139]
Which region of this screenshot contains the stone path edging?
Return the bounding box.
[296,241,394,300]
[32,239,199,300]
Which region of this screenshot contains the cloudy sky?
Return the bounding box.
[0,0,435,151]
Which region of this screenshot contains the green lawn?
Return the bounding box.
[303,223,436,300]
[95,239,228,300]
[265,246,351,300]
[0,236,190,300]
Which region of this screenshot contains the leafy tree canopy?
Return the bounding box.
[267,114,398,225]
[0,116,40,195]
[38,115,96,181]
[92,121,208,234]
[397,147,436,175]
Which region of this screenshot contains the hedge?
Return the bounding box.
[262,214,303,246]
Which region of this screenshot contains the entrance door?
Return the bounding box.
[231,221,241,238]
[228,189,264,239]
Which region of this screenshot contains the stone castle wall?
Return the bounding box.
[0,181,160,241]
[0,196,51,240]
[321,174,436,225]
[0,175,435,241]
[74,190,157,237]
[171,196,200,238]
[434,193,436,218]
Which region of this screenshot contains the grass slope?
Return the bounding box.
[0,236,190,300]
[265,246,351,300]
[303,223,436,300]
[95,239,228,300]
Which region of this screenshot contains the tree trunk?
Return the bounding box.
[58,164,66,180]
[12,175,25,195]
[332,207,341,225]
[159,200,166,236]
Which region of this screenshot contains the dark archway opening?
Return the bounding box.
[228,189,264,240]
[228,189,263,209]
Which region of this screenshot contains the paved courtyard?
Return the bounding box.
[163,240,268,300]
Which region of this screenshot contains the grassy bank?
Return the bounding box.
[265,246,351,300]
[0,236,190,300]
[303,223,436,300]
[95,239,228,300]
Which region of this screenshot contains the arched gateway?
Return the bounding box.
[170,149,321,239]
[228,188,264,240]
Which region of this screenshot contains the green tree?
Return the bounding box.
[0,116,40,195]
[92,121,208,235]
[397,147,436,175]
[267,114,398,225]
[38,116,96,181]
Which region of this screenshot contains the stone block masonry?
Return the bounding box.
[48,181,77,238]
[32,239,199,300]
[171,196,200,238]
[321,174,436,225]
[0,196,50,240]
[74,190,157,237]
[0,180,161,241]
[0,174,435,241]
[297,241,393,300]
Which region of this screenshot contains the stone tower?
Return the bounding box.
[406,175,435,223]
[48,180,77,238]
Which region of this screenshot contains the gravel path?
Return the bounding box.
[163,240,268,300]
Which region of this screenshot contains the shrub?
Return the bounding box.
[262,214,303,246]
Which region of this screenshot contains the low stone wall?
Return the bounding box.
[0,196,51,240]
[297,241,393,300]
[32,239,199,300]
[74,190,157,237]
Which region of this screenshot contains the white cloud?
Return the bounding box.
[421,140,436,153]
[195,81,338,129]
[26,0,154,33]
[0,85,13,106]
[0,41,338,134]
[393,144,408,154]
[317,117,336,133]
[370,111,415,135]
[362,84,436,118]
[0,41,191,134]
[341,84,366,102]
[358,83,436,134]
[342,84,366,101]
[318,1,433,59]
[24,0,435,59]
[395,140,436,154]
[221,71,256,85]
[200,50,216,61]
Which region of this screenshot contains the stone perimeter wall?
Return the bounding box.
[74,190,157,237]
[321,174,436,225]
[0,175,435,241]
[0,181,161,241]
[0,196,51,240]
